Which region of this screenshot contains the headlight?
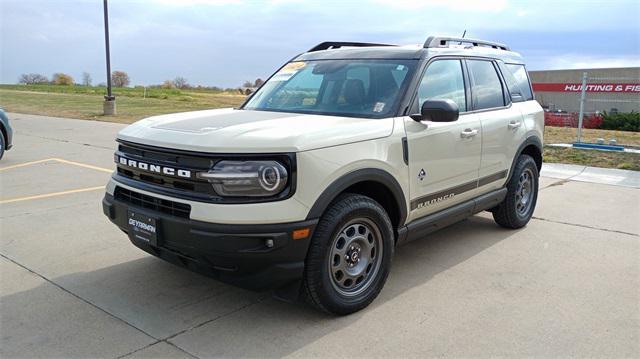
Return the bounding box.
[197,160,288,197]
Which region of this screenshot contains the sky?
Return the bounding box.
[1,0,639,88]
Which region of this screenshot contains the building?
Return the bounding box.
[529,67,640,114]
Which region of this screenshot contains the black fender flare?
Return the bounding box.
[507,135,543,182]
[0,121,6,146]
[305,168,408,227]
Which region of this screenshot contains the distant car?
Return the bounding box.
[0,108,13,160]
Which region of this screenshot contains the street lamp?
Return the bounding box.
[103,0,116,115]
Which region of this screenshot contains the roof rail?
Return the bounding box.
[424,36,510,51]
[308,41,396,52]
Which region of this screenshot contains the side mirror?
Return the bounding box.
[411,99,459,122]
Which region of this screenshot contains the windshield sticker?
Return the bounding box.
[271,61,307,82]
[373,102,386,113]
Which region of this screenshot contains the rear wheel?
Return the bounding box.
[303,193,394,315]
[493,154,539,229]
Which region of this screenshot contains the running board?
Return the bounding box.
[397,188,507,245]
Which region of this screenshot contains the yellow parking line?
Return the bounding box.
[0,158,112,173]
[0,186,105,204]
[0,158,57,172]
[51,158,113,173]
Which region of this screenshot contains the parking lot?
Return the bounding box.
[1,113,639,358]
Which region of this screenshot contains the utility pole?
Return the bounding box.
[576,72,588,143]
[103,0,116,115]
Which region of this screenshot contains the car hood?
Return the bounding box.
[117,108,394,153]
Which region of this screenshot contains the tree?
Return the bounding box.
[242,80,253,88]
[254,78,264,87]
[111,71,130,87]
[173,77,189,89]
[82,72,92,86]
[52,73,74,86]
[161,80,175,89]
[18,73,49,84]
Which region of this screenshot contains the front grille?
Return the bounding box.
[115,186,191,219]
[116,141,218,200]
[114,140,296,204]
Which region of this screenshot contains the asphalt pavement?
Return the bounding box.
[1,113,638,358]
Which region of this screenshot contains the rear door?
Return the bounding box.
[498,61,544,146]
[404,58,482,221]
[466,59,525,192]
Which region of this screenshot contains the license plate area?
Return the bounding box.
[127,210,159,246]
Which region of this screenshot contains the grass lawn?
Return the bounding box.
[543,146,640,171]
[0,85,245,123]
[544,126,640,147]
[1,85,638,170]
[542,126,640,171]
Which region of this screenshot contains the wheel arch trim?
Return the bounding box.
[305,168,408,228]
[507,135,542,182]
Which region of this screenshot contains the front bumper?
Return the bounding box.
[103,192,317,291]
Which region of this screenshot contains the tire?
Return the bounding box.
[0,133,4,160]
[492,154,539,229]
[303,193,394,315]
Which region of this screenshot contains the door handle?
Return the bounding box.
[508,121,522,129]
[460,128,478,138]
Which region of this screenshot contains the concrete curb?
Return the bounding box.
[541,163,640,188]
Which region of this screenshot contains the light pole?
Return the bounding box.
[103,0,116,115]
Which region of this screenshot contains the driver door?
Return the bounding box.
[404,58,482,222]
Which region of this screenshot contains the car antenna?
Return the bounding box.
[459,30,466,44]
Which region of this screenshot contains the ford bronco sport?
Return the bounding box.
[103,36,543,315]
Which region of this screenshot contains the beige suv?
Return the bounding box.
[103,36,544,315]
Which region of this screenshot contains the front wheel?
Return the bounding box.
[492,154,539,229]
[303,194,394,315]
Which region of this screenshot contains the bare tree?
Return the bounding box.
[18,73,49,84]
[161,80,175,89]
[173,77,189,89]
[254,78,264,87]
[242,80,253,88]
[82,72,92,86]
[111,70,130,87]
[52,73,74,86]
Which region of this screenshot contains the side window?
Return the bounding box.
[497,62,524,102]
[417,59,466,112]
[504,63,534,101]
[467,60,505,110]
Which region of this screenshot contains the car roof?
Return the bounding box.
[294,38,526,65]
[296,46,425,61]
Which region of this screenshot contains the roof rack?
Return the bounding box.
[308,41,396,52]
[424,36,510,51]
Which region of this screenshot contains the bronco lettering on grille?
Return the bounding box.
[117,155,192,179]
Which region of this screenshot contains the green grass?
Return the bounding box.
[0,84,233,99]
[543,146,640,171]
[544,126,640,147]
[543,126,640,171]
[0,84,245,123]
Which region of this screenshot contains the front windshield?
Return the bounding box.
[243,59,417,118]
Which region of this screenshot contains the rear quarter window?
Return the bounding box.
[502,63,534,101]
